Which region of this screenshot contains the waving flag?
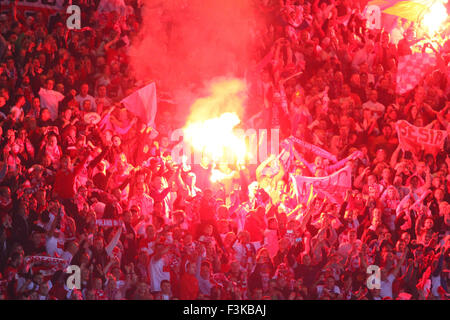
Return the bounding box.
[395,120,448,155]
[396,53,437,94]
[290,165,352,204]
[365,0,448,32]
[121,82,158,129]
[368,0,434,21]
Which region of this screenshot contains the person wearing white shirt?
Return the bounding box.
[379,249,407,299]
[75,83,97,112]
[148,243,170,292]
[362,90,385,119]
[39,79,65,121]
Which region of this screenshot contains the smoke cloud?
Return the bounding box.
[128,0,260,93]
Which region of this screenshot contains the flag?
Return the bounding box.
[396,53,437,94]
[367,0,435,22]
[291,165,352,204]
[121,82,158,129]
[364,0,443,32]
[395,120,448,155]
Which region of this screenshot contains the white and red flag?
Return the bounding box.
[120,82,158,130]
[396,53,437,94]
[395,120,448,155]
[290,165,352,204]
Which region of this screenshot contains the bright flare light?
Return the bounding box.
[422,0,448,35]
[183,112,248,166]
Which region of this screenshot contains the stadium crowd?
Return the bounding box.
[0,0,449,300]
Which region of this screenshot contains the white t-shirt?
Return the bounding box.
[380,274,396,299]
[39,88,65,121]
[362,101,386,118]
[75,94,97,112]
[129,194,154,216]
[148,255,170,292]
[46,235,65,257]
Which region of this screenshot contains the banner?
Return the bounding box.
[288,136,338,162]
[395,120,448,155]
[0,0,65,16]
[121,82,158,129]
[24,255,67,268]
[291,165,352,204]
[96,219,124,228]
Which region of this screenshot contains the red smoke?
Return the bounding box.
[128,0,261,91]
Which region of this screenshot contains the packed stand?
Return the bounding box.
[0,0,449,300]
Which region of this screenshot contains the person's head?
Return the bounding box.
[60,155,71,171]
[33,272,44,286]
[350,73,360,87]
[434,188,444,202]
[93,236,104,251]
[112,135,121,147]
[382,123,392,137]
[38,281,49,297]
[348,229,357,243]
[82,99,92,112]
[46,79,54,90]
[47,133,58,147]
[381,169,392,184]
[314,156,324,169]
[410,175,420,189]
[136,282,151,299]
[386,186,397,199]
[186,261,196,275]
[200,260,211,279]
[424,217,434,230]
[302,253,311,266]
[40,108,51,121]
[396,239,406,252]
[80,83,89,96]
[367,174,377,186]
[325,276,336,290]
[160,280,171,295]
[371,215,381,229]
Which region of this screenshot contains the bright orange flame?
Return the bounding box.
[183,112,248,166]
[422,0,448,35]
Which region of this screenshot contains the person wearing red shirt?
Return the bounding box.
[178,261,199,300]
[53,154,88,200]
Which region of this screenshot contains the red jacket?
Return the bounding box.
[178,273,199,300]
[53,157,87,199]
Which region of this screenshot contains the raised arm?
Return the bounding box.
[105,226,123,257]
[256,154,276,181]
[391,248,408,278]
[390,145,401,168]
[396,193,411,217]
